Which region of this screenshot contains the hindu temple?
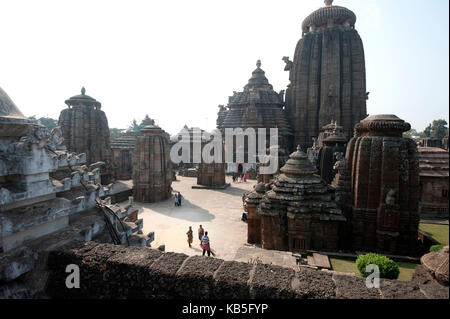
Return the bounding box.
[284,0,368,149]
[336,115,420,256]
[256,146,346,252]
[58,87,114,184]
[217,60,293,174]
[132,125,172,202]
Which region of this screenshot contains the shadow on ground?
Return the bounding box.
[136,198,216,223]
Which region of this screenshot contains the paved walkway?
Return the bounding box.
[135,176,299,269]
[137,176,254,261]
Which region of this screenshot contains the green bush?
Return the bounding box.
[356,253,400,280]
[430,244,445,253]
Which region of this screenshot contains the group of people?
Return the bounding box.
[186,225,213,257]
[173,192,183,207]
[232,173,247,183]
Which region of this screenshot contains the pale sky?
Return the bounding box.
[0,0,448,136]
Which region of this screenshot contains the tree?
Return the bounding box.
[28,115,58,130]
[127,119,142,132]
[127,116,155,132]
[403,128,422,141]
[430,119,449,140]
[423,124,432,138]
[110,128,125,139]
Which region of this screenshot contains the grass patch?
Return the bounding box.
[419,223,449,245]
[330,257,419,282]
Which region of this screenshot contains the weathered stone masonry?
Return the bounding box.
[45,241,446,299]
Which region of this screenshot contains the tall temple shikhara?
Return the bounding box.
[284,0,368,149]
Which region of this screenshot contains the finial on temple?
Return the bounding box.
[256,60,261,68]
[324,0,333,6]
[81,87,86,95]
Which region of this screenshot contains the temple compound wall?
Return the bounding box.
[44,241,447,299]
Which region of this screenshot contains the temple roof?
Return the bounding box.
[280,145,319,176]
[355,114,411,136]
[228,60,283,106]
[0,86,30,125]
[65,87,102,108]
[302,0,356,34]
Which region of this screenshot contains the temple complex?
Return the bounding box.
[284,0,368,149]
[0,86,152,298]
[256,146,346,252]
[417,147,449,219]
[58,88,114,184]
[132,125,172,202]
[336,115,420,256]
[217,60,293,174]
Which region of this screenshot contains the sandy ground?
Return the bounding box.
[137,176,255,261]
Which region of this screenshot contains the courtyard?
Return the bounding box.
[137,176,256,261]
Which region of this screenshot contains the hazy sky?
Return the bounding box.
[0,0,448,136]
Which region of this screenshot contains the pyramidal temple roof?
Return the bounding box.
[228,60,283,106]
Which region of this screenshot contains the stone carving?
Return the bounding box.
[46,126,66,152]
[385,189,396,206]
[333,152,346,173]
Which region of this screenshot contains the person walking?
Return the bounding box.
[201,231,211,257]
[198,225,205,242]
[174,193,179,207]
[177,192,183,206]
[243,173,247,183]
[186,226,193,248]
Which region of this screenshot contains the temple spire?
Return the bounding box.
[324,0,333,6]
[256,60,261,69]
[81,87,86,95]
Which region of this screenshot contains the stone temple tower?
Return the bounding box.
[337,115,420,256]
[132,125,172,203]
[284,0,368,149]
[58,87,114,184]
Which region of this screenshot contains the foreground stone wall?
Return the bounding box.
[45,241,447,299]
